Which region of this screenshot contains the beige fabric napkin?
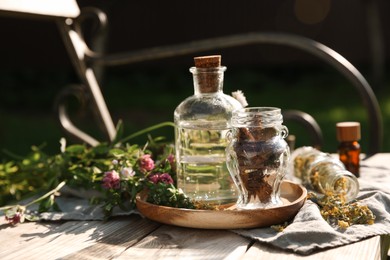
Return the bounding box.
[232,158,390,255]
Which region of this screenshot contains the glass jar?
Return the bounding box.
[226,107,290,209]
[289,146,359,201]
[174,55,243,205]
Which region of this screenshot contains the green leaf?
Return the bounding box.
[32,152,41,161]
[52,202,62,212]
[91,144,110,155]
[25,214,40,222]
[22,159,31,165]
[109,148,126,157]
[65,145,86,154]
[5,162,18,173]
[39,196,54,212]
[104,203,113,212]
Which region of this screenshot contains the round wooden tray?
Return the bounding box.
[136,180,307,229]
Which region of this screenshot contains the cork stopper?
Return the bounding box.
[193,55,222,93]
[336,122,361,142]
[194,55,221,68]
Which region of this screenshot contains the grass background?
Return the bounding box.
[0,63,389,159]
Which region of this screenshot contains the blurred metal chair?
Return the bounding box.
[282,110,323,150]
[0,0,115,147]
[0,1,382,155]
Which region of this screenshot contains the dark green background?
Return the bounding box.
[0,63,388,159]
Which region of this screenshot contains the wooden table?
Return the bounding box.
[1,154,390,260]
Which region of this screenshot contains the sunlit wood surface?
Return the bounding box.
[0,154,389,259]
[0,215,388,259]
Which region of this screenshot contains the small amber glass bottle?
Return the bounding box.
[336,122,361,177]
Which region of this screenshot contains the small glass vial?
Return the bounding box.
[290,146,359,201]
[336,122,361,177]
[174,55,243,205]
[226,107,290,209]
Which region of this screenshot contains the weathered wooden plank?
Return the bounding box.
[115,225,250,259]
[0,216,155,260]
[242,235,383,260]
[0,221,60,253]
[0,221,102,260]
[1,219,386,260]
[61,216,161,259]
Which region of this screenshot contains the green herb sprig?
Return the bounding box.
[0,121,196,225]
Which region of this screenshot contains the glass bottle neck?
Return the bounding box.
[190,66,226,94]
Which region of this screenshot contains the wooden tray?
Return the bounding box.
[136,180,307,229]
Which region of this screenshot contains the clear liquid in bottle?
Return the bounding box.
[176,121,236,204]
[174,55,242,204]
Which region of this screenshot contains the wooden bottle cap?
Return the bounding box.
[193,55,222,93]
[336,122,361,142]
[194,55,221,68]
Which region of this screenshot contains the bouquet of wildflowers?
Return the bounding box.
[0,121,192,225]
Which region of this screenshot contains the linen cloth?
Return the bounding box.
[233,154,390,254]
[34,153,390,255]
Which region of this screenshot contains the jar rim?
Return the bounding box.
[189,66,227,74]
[330,170,360,201]
[231,107,283,127]
[233,107,281,114]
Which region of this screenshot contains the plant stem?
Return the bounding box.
[0,181,66,211]
[25,181,66,207]
[119,121,175,144]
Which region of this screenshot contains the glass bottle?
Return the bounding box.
[226,107,290,209]
[336,122,361,177]
[174,55,243,205]
[289,146,359,201]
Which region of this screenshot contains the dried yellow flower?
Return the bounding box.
[308,192,376,228]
